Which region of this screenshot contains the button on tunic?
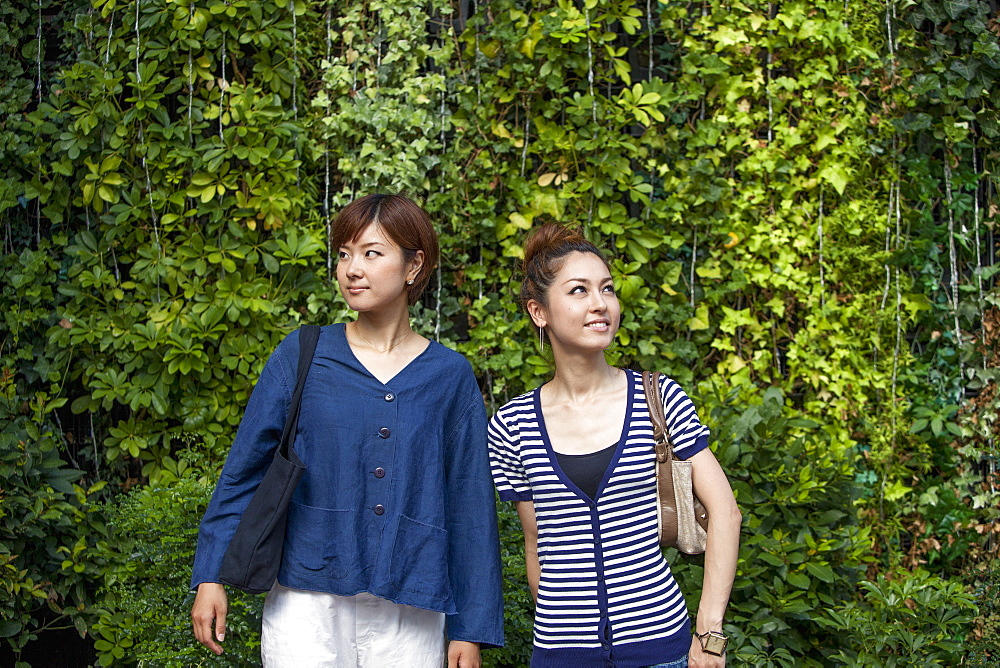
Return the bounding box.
[193,324,504,648]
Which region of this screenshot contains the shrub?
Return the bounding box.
[968,558,1000,666]
[820,569,977,666]
[0,360,109,662]
[93,473,263,667]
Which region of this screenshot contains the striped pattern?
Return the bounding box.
[489,370,709,667]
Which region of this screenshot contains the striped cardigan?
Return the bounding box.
[488,369,709,668]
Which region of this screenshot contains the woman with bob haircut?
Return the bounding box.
[191,193,504,667]
[488,223,741,668]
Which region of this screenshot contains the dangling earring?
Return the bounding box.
[538,326,545,350]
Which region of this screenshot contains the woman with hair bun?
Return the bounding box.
[191,194,504,667]
[488,223,741,667]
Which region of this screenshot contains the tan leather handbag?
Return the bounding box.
[642,371,709,554]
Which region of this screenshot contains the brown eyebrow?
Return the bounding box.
[340,241,387,250]
[561,276,614,285]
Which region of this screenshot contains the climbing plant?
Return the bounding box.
[2,0,329,662]
[0,0,997,665]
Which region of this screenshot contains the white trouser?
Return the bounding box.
[261,582,446,667]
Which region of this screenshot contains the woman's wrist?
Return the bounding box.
[695,616,724,634]
[197,582,225,592]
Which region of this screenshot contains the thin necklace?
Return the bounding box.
[352,324,413,354]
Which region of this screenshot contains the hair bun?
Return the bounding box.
[523,223,588,273]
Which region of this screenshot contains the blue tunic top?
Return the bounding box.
[192,323,505,648]
[489,370,709,666]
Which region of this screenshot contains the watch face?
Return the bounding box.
[704,633,728,655]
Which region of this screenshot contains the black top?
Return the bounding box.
[554,443,618,501]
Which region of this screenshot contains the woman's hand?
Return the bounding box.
[447,640,481,668]
[687,634,726,667]
[191,582,228,655]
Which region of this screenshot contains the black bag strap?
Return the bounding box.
[279,325,321,467]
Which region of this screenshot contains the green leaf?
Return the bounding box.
[787,571,810,589]
[760,552,786,567]
[0,620,22,638]
[817,164,849,195]
[805,562,836,583]
[687,304,710,331]
[884,481,913,502]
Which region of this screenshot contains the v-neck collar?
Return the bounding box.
[334,323,433,387]
[533,369,635,506]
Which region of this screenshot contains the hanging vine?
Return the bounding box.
[0,0,997,664]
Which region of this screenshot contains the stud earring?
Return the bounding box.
[406,279,414,285]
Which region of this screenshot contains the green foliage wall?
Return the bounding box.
[1,0,998,665]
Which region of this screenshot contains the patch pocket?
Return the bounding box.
[390,515,451,598]
[283,502,357,579]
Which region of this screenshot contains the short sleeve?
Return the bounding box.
[659,375,710,460]
[488,412,533,502]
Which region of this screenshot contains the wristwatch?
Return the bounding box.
[695,630,729,656]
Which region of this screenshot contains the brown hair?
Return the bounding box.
[330,194,440,306]
[520,223,609,327]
